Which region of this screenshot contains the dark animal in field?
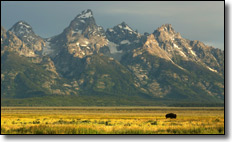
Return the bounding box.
[165,113,177,119]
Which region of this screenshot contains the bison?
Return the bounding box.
[165,113,177,119]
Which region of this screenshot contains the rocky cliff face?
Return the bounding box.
[105,22,146,61]
[1,9,224,106]
[50,9,108,59]
[44,10,110,77]
[9,21,45,52]
[1,26,23,55]
[119,24,224,100]
[2,21,45,57]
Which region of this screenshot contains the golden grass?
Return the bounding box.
[1,107,224,134]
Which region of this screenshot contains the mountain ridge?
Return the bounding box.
[1,9,224,106]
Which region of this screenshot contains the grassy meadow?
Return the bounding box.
[1,107,224,134]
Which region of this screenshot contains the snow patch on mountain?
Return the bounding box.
[134,40,140,43]
[178,51,187,57]
[207,66,218,73]
[120,40,130,44]
[71,30,82,35]
[190,49,197,56]
[42,41,54,56]
[80,20,85,23]
[80,44,87,47]
[173,43,180,49]
[77,11,93,18]
[107,41,122,54]
[18,22,31,29]
[108,29,114,32]
[124,25,133,32]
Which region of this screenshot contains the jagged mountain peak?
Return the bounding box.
[153,24,182,43]
[71,9,95,26]
[119,21,128,27]
[75,9,93,19]
[14,21,32,27]
[161,24,174,32]
[9,21,33,34]
[6,21,45,57]
[69,9,95,26]
[106,21,137,35]
[51,9,108,59]
[8,20,42,43]
[154,24,176,34]
[115,22,137,33]
[106,21,141,45]
[63,9,106,39]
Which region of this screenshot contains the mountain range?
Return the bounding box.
[1,9,224,106]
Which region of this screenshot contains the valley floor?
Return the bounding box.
[1,107,224,134]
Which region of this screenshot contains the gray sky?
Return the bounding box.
[1,1,224,49]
